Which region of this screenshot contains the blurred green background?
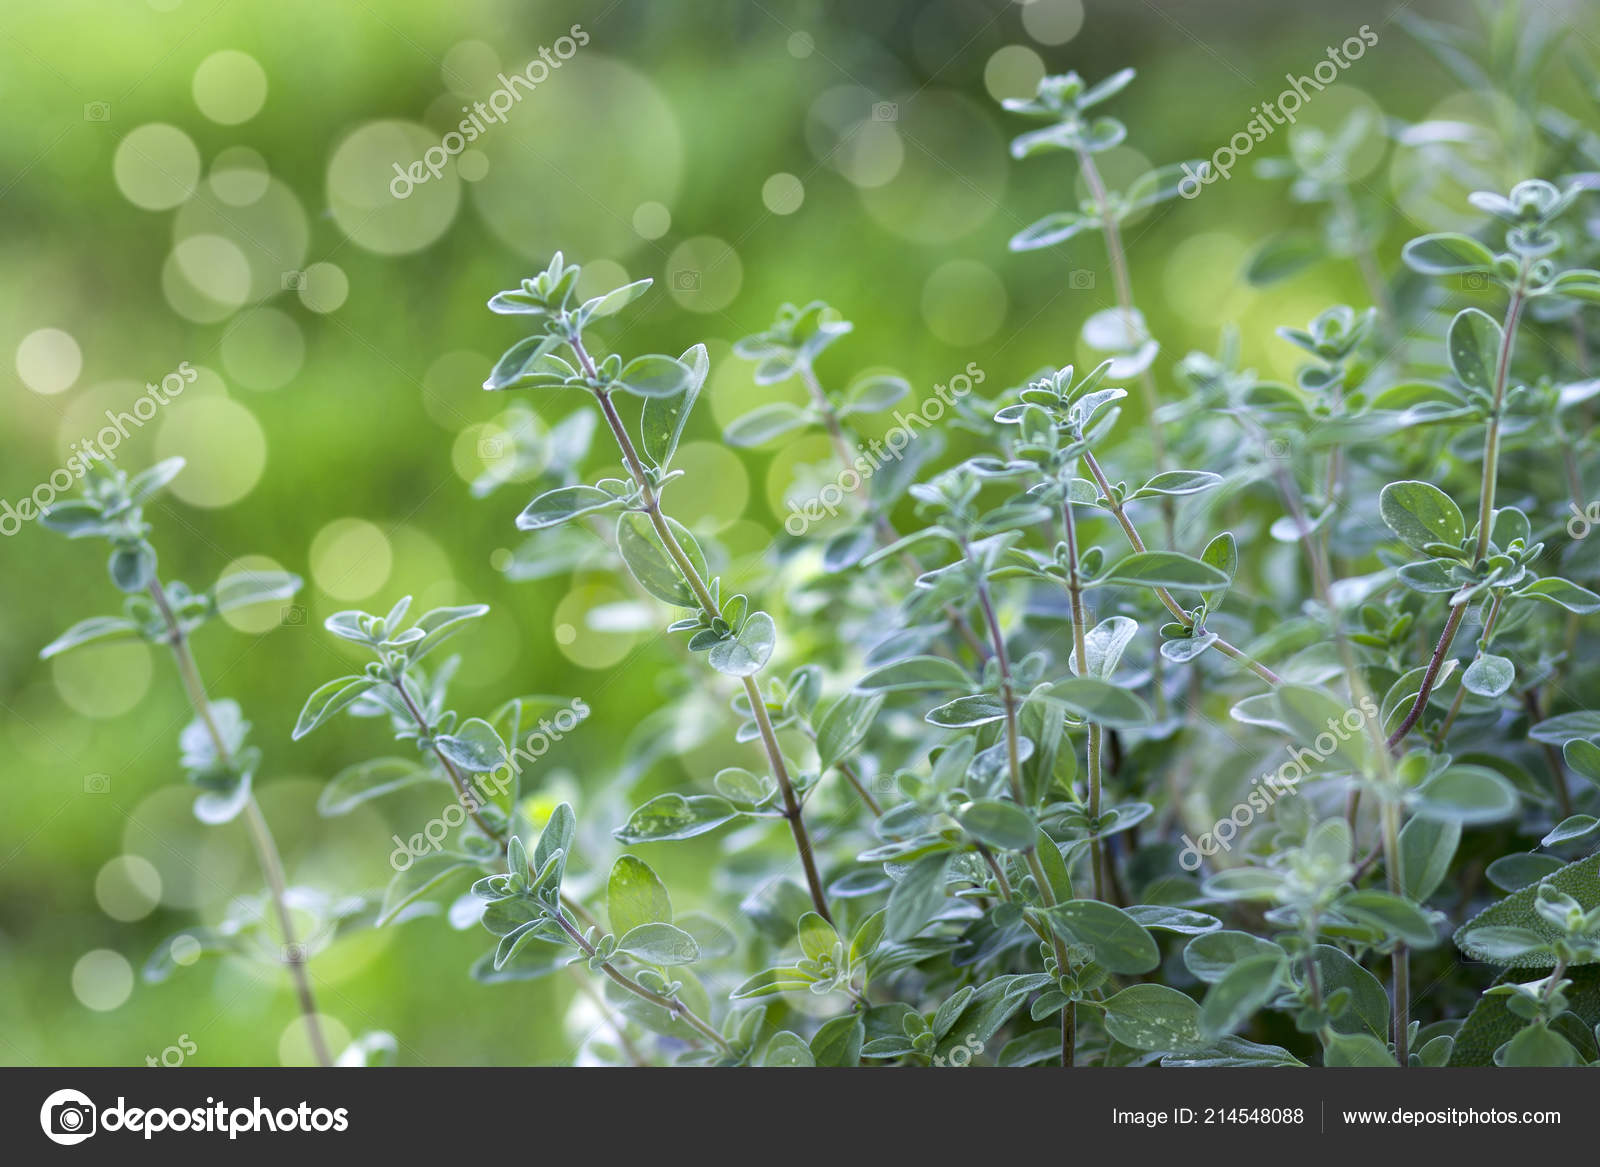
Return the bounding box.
[2,0,1593,1065]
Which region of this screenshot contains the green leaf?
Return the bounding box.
[1009,211,1089,251]
[855,655,971,693]
[1323,1032,1398,1066]
[1461,653,1515,697]
[293,676,378,740]
[1034,831,1073,903]
[318,757,441,816]
[1162,1036,1305,1068]
[1270,684,1368,770]
[761,1031,815,1067]
[1543,815,1600,847]
[378,854,476,926]
[641,343,707,469]
[1046,900,1160,973]
[406,603,490,663]
[1411,764,1519,824]
[613,793,738,843]
[1100,984,1205,1053]
[810,1014,865,1067]
[615,922,699,966]
[1200,952,1285,1037]
[1099,550,1228,590]
[1049,676,1151,728]
[1566,738,1600,780]
[1461,927,1551,962]
[1075,615,1138,679]
[40,615,141,659]
[1398,817,1460,901]
[816,691,882,769]
[532,803,575,884]
[1402,232,1499,275]
[212,570,302,613]
[956,799,1035,851]
[1314,945,1389,1039]
[1339,890,1439,947]
[849,910,886,968]
[1486,853,1565,892]
[1379,480,1465,552]
[926,693,1007,728]
[713,767,775,809]
[797,911,839,963]
[617,354,692,398]
[1245,232,1323,285]
[724,402,812,446]
[608,855,673,936]
[1447,307,1503,391]
[109,543,157,593]
[1131,470,1222,498]
[614,512,707,607]
[580,277,652,318]
[434,717,507,772]
[706,611,776,677]
[1184,931,1285,984]
[885,852,952,940]
[1200,531,1237,592]
[839,374,910,416]
[1514,577,1600,614]
[484,335,574,390]
[1124,906,1221,935]
[127,457,187,504]
[1496,1023,1580,1067]
[516,484,625,531]
[1455,853,1600,967]
[1530,713,1600,746]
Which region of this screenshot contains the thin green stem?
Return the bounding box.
[1382,798,1409,1067]
[966,540,1074,1062]
[146,579,332,1068]
[1079,450,1282,686]
[550,909,733,1054]
[1389,264,1528,751]
[1076,146,1172,540]
[571,331,832,923]
[1060,497,1105,902]
[798,362,990,663]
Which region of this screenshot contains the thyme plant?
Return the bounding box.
[41,10,1600,1071]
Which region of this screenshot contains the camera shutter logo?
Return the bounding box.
[41,1088,97,1145]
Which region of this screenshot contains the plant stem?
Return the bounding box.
[1075,146,1173,545]
[798,363,990,663]
[1060,497,1106,902]
[1388,273,1523,745]
[1382,798,1409,1067]
[1387,264,1528,751]
[549,909,733,1054]
[799,723,881,815]
[146,579,332,1068]
[1330,184,1395,328]
[1474,276,1530,562]
[966,540,1075,1062]
[1079,450,1283,686]
[571,332,832,923]
[1521,688,1575,819]
[1433,592,1505,744]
